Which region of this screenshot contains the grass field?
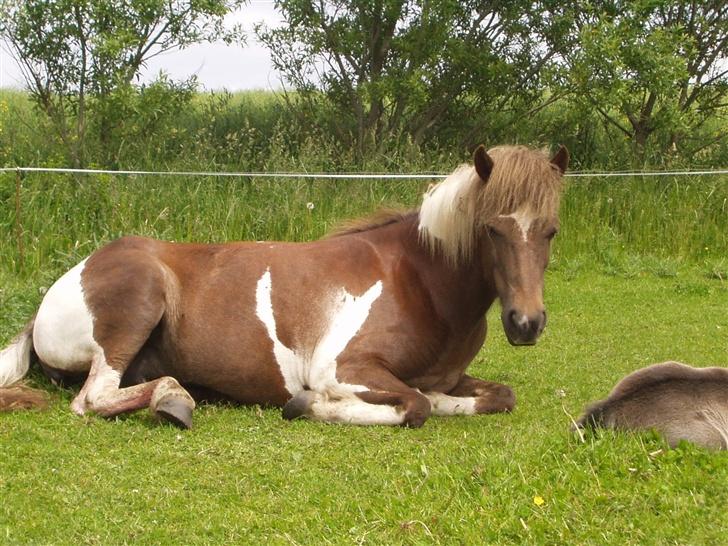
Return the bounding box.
[1,172,727,544]
[1,270,727,544]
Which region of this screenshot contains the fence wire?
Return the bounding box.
[1,166,727,179]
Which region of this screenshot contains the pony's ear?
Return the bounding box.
[473,145,493,182]
[551,145,569,174]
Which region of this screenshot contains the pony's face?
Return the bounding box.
[472,144,568,346]
[483,211,558,345]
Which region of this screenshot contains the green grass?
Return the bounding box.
[1,155,727,544]
[558,175,728,262]
[2,172,728,285]
[1,270,727,544]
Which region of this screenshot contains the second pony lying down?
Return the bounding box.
[576,362,728,450]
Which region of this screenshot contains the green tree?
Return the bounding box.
[0,0,243,167]
[550,0,728,164]
[257,0,558,159]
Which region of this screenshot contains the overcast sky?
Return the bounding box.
[0,2,284,91]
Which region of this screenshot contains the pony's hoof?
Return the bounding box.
[282,390,316,421]
[155,397,193,429]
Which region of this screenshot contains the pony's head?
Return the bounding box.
[419,144,568,345]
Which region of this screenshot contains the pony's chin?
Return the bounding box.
[503,328,541,346]
[506,337,538,347]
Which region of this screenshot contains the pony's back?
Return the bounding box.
[576,362,728,450]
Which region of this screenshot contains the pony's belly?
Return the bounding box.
[33,259,100,373]
[170,354,295,406]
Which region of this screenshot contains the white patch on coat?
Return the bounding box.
[33,258,103,373]
[255,269,302,392]
[0,327,34,387]
[307,281,383,396]
[84,356,122,408]
[502,209,534,242]
[424,391,477,416]
[255,268,383,397]
[306,392,405,425]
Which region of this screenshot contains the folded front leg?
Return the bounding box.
[433,374,515,415]
[282,362,432,427]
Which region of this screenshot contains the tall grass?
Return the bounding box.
[2,87,727,282]
[557,175,728,265]
[0,171,423,279]
[1,169,726,283]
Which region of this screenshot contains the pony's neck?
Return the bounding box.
[366,214,497,325]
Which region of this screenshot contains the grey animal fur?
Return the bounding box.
[575,361,728,450]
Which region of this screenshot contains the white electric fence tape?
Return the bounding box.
[1,166,727,179]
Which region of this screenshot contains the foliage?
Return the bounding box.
[2,2,727,169]
[549,0,728,164]
[257,0,559,158]
[0,0,243,167]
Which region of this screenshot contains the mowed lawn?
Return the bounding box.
[1,267,726,545]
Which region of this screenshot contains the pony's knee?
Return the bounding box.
[73,355,122,416]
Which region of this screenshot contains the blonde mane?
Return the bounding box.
[418,145,564,264]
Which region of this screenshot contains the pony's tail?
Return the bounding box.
[0,320,47,411]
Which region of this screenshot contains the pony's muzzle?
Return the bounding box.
[503,309,546,346]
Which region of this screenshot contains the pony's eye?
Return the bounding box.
[486,226,503,238]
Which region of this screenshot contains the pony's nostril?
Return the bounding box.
[528,318,541,335]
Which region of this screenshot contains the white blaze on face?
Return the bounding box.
[503,209,534,242]
[255,268,383,396]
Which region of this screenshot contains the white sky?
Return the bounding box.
[0,2,284,91]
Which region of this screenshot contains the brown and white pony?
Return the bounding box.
[575,362,728,450]
[0,144,568,428]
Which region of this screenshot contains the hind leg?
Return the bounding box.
[73,255,195,427]
[34,250,193,427]
[73,351,194,428]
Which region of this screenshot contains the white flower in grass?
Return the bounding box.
[306,202,315,211]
